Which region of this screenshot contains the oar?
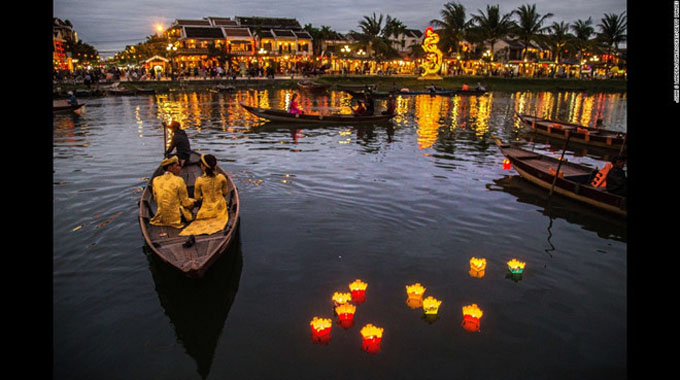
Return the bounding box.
[163,121,168,157]
[548,132,572,198]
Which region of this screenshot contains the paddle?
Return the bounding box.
[163,121,168,157]
[548,132,572,198]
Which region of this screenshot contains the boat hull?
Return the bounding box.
[516,113,626,151]
[138,151,241,278]
[240,103,395,124]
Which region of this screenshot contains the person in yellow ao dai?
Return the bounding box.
[150,156,196,228]
[180,154,229,236]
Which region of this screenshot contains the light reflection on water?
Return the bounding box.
[53,88,626,380]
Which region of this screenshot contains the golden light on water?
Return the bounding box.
[335,303,356,316]
[349,279,367,292]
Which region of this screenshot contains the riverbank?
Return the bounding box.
[54,74,626,95]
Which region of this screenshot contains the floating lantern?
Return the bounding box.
[335,303,356,329]
[507,259,526,274]
[360,324,383,354]
[406,283,426,298]
[461,304,483,332]
[503,158,512,170]
[349,279,368,304]
[422,296,442,315]
[310,317,332,344]
[405,283,426,309]
[469,257,487,278]
[332,292,352,306]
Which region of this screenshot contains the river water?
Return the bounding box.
[53,89,627,379]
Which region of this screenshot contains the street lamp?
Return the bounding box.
[166,43,177,77]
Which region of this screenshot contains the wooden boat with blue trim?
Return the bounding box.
[297,80,328,91]
[138,151,241,278]
[495,138,626,217]
[516,112,626,151]
[240,103,395,124]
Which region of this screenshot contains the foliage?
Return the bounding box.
[429,1,472,57]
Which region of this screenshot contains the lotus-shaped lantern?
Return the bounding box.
[335,303,356,329]
[461,304,483,332]
[406,283,426,298]
[349,279,368,304]
[422,296,442,315]
[507,259,526,274]
[310,317,332,343]
[469,257,487,278]
[360,324,383,354]
[503,158,512,170]
[332,292,352,306]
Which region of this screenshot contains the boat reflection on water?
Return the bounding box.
[487,175,626,242]
[145,228,243,379]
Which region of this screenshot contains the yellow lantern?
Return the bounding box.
[332,292,352,306]
[469,257,487,278]
[335,303,356,329]
[422,296,442,315]
[507,259,526,274]
[406,283,426,298]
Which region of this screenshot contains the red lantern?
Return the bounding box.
[335,303,356,329]
[503,158,511,170]
[310,317,332,344]
[349,279,367,304]
[461,314,481,332]
[360,324,383,354]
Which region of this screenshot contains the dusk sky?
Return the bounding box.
[53,0,627,58]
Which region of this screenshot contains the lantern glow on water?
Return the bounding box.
[310,317,332,343]
[422,296,442,315]
[360,324,384,354]
[335,303,356,328]
[469,257,487,278]
[349,279,368,304]
[332,292,352,306]
[461,304,483,332]
[507,259,526,274]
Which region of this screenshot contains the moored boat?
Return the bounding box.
[138,151,241,278]
[347,87,486,98]
[297,80,328,91]
[495,138,626,217]
[240,103,395,124]
[516,112,626,151]
[108,87,136,96]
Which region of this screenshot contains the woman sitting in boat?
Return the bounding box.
[150,156,196,229]
[382,94,396,115]
[180,154,230,237]
[352,100,366,116]
[289,93,303,114]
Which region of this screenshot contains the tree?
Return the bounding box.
[512,3,554,60]
[349,13,402,61]
[429,1,472,58]
[303,24,338,56]
[571,17,595,77]
[470,4,515,61]
[596,12,627,59]
[548,21,571,64]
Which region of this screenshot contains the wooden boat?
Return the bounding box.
[135,87,156,94]
[297,80,328,91]
[337,83,377,92]
[138,151,241,278]
[53,103,85,114]
[516,112,626,151]
[495,138,626,217]
[108,87,136,96]
[240,103,395,124]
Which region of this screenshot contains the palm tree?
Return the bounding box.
[597,12,627,60]
[430,1,472,58]
[350,13,402,61]
[512,3,554,60]
[470,5,515,61]
[549,21,571,64]
[571,17,595,77]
